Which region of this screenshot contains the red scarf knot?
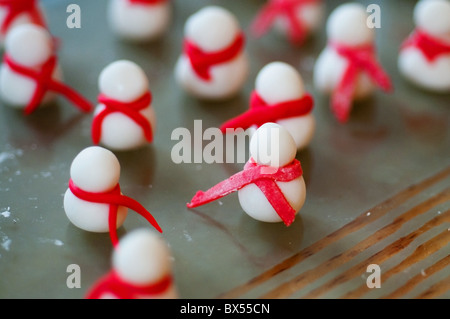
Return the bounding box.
[220,90,314,133]
[92,92,154,145]
[187,159,303,226]
[68,179,162,247]
[329,42,392,123]
[127,0,166,5]
[3,54,93,115]
[401,28,450,62]
[0,0,46,34]
[86,271,172,299]
[183,32,245,81]
[251,0,319,44]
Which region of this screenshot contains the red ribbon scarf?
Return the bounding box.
[401,28,450,62]
[68,179,162,247]
[3,54,93,115]
[251,0,318,44]
[220,90,314,133]
[187,159,303,226]
[0,0,46,34]
[183,32,245,81]
[330,42,392,123]
[86,271,172,299]
[127,0,166,4]
[92,92,153,145]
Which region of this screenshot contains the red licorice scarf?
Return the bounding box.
[3,54,93,115]
[220,90,314,133]
[183,32,244,81]
[251,0,319,44]
[0,0,46,34]
[86,271,172,299]
[92,92,153,145]
[401,28,450,62]
[68,179,162,247]
[330,42,392,123]
[187,159,303,226]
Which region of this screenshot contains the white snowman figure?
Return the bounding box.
[86,229,178,299]
[220,61,315,150]
[251,0,324,45]
[0,23,59,111]
[108,0,171,42]
[313,2,392,123]
[0,23,92,114]
[188,123,306,226]
[0,0,47,47]
[92,60,156,151]
[398,0,450,92]
[174,6,249,100]
[64,146,162,246]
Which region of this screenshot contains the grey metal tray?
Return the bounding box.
[0,0,449,299]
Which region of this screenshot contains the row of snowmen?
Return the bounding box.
[0,0,448,299]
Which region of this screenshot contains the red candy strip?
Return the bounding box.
[330,42,392,123]
[4,54,93,115]
[401,28,450,62]
[187,159,303,226]
[92,92,153,145]
[251,0,318,44]
[220,91,314,133]
[183,32,244,81]
[0,0,46,34]
[86,271,172,299]
[68,179,162,247]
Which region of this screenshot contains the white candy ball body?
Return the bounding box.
[64,146,128,233]
[94,103,156,151]
[96,60,155,151]
[108,0,171,41]
[238,176,306,223]
[255,62,315,150]
[174,6,249,100]
[398,49,450,92]
[63,190,128,233]
[174,53,248,100]
[0,63,61,108]
[0,24,59,108]
[112,229,177,299]
[398,0,450,92]
[277,115,315,150]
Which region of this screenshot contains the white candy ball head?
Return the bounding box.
[113,229,172,286]
[250,122,297,168]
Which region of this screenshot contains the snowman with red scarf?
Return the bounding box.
[86,228,177,299]
[313,3,392,123]
[92,60,156,151]
[0,24,92,114]
[188,123,306,226]
[174,6,249,100]
[399,0,450,92]
[220,61,315,150]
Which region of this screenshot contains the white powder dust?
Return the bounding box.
[38,238,64,246]
[1,207,11,218]
[1,237,12,251]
